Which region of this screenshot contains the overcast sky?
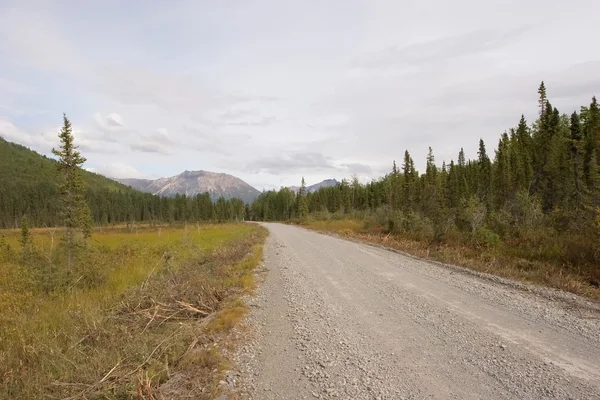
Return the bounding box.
[1,0,599,190]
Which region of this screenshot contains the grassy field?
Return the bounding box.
[303,219,600,300]
[0,223,266,399]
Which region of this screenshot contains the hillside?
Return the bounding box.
[119,170,261,203]
[0,137,134,193]
[0,137,147,228]
[0,137,246,227]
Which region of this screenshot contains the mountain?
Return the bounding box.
[307,179,339,192]
[118,170,261,203]
[288,179,340,193]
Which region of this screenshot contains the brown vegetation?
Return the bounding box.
[0,224,267,399]
[303,218,600,300]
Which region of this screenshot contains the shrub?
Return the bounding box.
[512,191,543,229]
[387,210,405,234]
[487,209,512,238]
[403,212,435,242]
[472,227,501,249]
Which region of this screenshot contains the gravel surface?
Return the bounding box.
[233,223,600,399]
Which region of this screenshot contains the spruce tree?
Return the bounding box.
[477,139,492,204]
[297,177,309,220]
[494,133,512,207]
[569,112,584,205]
[588,150,600,205]
[402,150,416,210]
[425,147,437,182]
[538,81,547,116]
[51,114,92,272]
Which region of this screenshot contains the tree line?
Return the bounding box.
[250,83,600,274]
[0,130,247,229]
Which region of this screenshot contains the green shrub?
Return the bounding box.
[472,227,501,249]
[403,212,435,242]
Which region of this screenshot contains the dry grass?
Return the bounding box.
[303,219,600,301]
[0,223,267,399]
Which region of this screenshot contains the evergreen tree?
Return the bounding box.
[493,133,512,207]
[402,150,416,211]
[538,81,547,116]
[512,115,533,191]
[51,114,92,271]
[569,112,585,206]
[422,147,440,218]
[297,177,309,220]
[583,97,600,186]
[477,139,492,204]
[589,150,600,205]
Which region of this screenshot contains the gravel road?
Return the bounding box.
[234,223,600,399]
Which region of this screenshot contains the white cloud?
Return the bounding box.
[130,140,172,155]
[94,112,124,131]
[93,162,144,179]
[0,119,54,153]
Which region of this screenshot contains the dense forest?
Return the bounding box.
[250,83,600,278]
[0,138,246,228]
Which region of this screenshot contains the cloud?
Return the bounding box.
[341,162,373,175]
[93,162,144,179]
[0,77,33,96]
[226,116,277,127]
[129,128,174,154]
[94,112,124,131]
[181,124,252,155]
[245,152,336,174]
[0,119,55,153]
[130,140,172,155]
[354,27,530,71]
[220,107,259,121]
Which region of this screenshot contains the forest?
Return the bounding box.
[250,83,600,288]
[0,137,247,228]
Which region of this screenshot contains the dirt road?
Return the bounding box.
[235,223,600,399]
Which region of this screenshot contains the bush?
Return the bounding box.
[472,227,501,249]
[403,212,435,242]
[487,209,512,238]
[387,210,405,234]
[512,191,543,229]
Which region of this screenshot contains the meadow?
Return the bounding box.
[0,223,266,399]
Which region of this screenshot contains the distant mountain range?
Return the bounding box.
[118,170,261,203]
[288,179,340,193]
[118,172,341,204]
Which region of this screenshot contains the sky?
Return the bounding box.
[1,0,599,190]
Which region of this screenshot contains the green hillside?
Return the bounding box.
[0,136,134,192]
[0,137,245,228]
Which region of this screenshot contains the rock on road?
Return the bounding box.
[235,223,600,399]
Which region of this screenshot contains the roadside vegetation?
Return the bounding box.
[0,115,267,399]
[0,223,266,399]
[250,83,600,299]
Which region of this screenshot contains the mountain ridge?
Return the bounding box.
[288,178,340,193]
[118,170,261,203]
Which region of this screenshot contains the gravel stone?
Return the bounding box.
[233,223,600,399]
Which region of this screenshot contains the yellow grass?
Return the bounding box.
[0,223,266,399]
